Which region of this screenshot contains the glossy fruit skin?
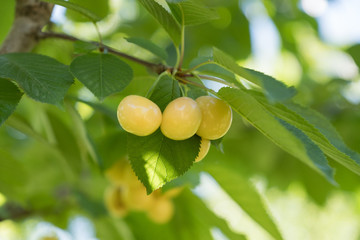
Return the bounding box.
[195,138,210,162]
[117,95,162,136]
[196,96,232,140]
[161,97,202,140]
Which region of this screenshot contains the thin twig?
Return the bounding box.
[38,31,170,74]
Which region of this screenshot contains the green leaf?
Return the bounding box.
[0,53,73,105]
[47,111,83,174]
[125,37,168,60]
[347,44,360,68]
[65,0,109,22]
[70,53,133,100]
[137,0,181,45]
[148,74,181,111]
[0,78,23,126]
[70,96,117,123]
[216,87,334,179]
[0,149,27,200]
[268,100,360,176]
[127,130,201,193]
[189,56,238,85]
[276,118,335,183]
[65,102,104,169]
[73,41,98,54]
[41,0,102,22]
[168,0,219,26]
[212,48,296,102]
[205,164,282,240]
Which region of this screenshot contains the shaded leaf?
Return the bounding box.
[127,130,201,193]
[126,37,168,60]
[0,53,73,105]
[70,53,133,100]
[212,48,296,102]
[0,78,22,126]
[137,0,181,45]
[148,74,181,111]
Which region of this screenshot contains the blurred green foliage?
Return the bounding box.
[1,0,360,239]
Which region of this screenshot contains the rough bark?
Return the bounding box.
[0,0,54,54]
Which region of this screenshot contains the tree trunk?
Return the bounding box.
[0,0,54,54]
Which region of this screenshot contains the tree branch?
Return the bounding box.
[0,0,54,54]
[38,31,171,75]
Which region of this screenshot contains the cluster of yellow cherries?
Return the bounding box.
[104,159,182,224]
[117,95,232,162]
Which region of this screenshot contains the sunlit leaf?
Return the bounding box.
[127,130,201,193]
[41,0,102,22]
[168,0,219,26]
[212,48,296,102]
[137,0,181,45]
[173,189,246,240]
[65,0,109,22]
[205,164,283,240]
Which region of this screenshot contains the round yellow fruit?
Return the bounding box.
[117,95,162,136]
[196,96,232,140]
[127,184,156,211]
[104,185,129,217]
[161,97,202,140]
[195,138,210,162]
[147,197,174,224]
[105,158,135,186]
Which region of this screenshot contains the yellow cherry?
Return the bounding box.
[161,97,202,140]
[104,185,129,217]
[195,138,210,162]
[105,158,135,186]
[117,95,162,136]
[196,96,232,140]
[147,197,174,224]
